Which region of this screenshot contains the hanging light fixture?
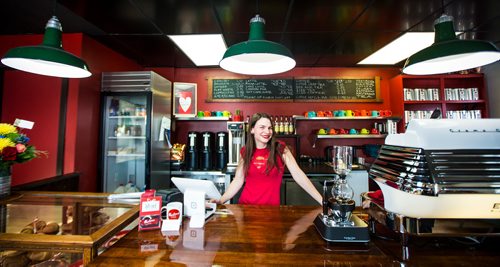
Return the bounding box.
[1,16,91,78]
[402,14,500,75]
[219,15,296,75]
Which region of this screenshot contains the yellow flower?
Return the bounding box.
[0,137,15,151]
[0,123,17,135]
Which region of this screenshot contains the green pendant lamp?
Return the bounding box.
[1,16,91,78]
[402,14,500,75]
[219,15,296,75]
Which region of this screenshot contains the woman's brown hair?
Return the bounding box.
[242,113,285,175]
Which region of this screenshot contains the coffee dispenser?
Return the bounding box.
[227,122,246,171]
[185,131,200,170]
[215,131,228,170]
[200,131,214,170]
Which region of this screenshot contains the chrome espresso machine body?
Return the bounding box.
[366,119,500,258]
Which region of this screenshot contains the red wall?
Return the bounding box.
[2,71,61,182]
[1,33,141,190]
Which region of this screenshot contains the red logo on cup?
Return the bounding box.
[168,209,181,220]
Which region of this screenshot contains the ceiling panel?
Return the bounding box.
[0,0,498,69]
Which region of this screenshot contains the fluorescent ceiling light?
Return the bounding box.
[168,34,227,66]
[358,33,436,65]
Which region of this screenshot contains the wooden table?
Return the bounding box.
[90,204,500,266]
[0,191,139,265]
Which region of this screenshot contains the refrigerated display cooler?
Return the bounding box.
[100,71,172,193]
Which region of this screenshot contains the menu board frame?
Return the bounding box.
[207,77,381,102]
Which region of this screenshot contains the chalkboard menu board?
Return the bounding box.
[294,78,377,100]
[209,78,294,101]
[208,77,380,102]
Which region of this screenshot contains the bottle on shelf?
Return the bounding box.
[288,116,294,135]
[278,115,284,134]
[283,117,289,135]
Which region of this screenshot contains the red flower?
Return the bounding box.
[16,143,26,153]
[1,146,17,161]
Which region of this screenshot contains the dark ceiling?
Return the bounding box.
[1,0,499,69]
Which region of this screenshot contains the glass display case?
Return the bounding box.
[0,192,138,266]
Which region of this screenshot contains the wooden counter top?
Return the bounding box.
[89,204,500,266]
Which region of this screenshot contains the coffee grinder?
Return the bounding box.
[227,122,246,172]
[314,145,370,243]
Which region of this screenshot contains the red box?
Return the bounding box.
[139,189,162,231]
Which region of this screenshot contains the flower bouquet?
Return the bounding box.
[0,122,45,197]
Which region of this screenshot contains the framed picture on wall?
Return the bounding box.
[173,82,197,117]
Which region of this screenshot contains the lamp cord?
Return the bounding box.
[53,0,57,16]
[256,0,259,14]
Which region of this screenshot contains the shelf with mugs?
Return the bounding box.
[174,115,230,121]
[293,115,398,121]
[316,134,387,139]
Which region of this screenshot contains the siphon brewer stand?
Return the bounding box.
[314,146,369,243]
[314,178,370,243]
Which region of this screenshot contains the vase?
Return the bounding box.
[0,167,11,199]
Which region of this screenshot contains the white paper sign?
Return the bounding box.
[14,119,34,129]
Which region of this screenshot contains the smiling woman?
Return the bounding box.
[213,113,322,206]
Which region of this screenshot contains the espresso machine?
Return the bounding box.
[314,146,370,243]
[365,119,500,260]
[227,122,246,172]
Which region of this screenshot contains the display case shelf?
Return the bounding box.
[107,153,145,157]
[109,115,146,119]
[108,136,146,139]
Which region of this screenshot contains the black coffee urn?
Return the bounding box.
[215,131,228,170]
[200,131,214,170]
[185,131,200,170]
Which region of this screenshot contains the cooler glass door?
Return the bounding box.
[103,94,148,192]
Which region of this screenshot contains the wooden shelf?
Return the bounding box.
[293,115,400,121]
[174,116,230,121]
[316,134,387,139]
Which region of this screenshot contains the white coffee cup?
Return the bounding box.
[161,201,183,221]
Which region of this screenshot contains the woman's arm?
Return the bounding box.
[216,158,245,204]
[283,147,323,205]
